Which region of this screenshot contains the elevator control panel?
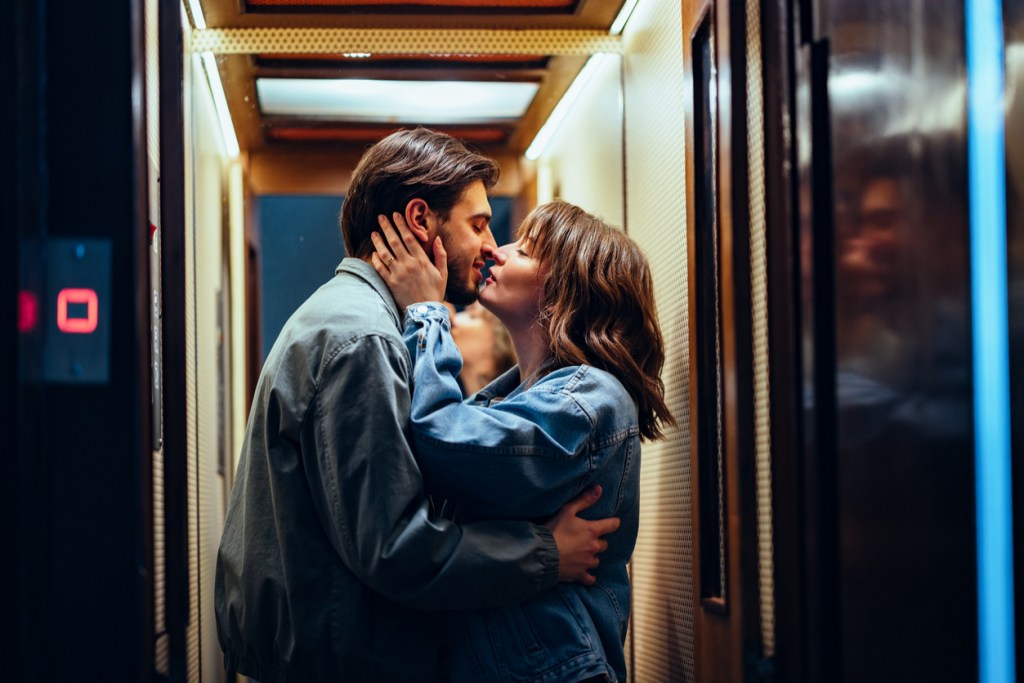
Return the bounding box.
[42,239,112,383]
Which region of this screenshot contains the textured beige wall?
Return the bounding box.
[184,45,230,683]
[621,0,696,681]
[536,53,626,229]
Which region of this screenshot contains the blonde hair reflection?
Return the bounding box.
[451,302,517,396]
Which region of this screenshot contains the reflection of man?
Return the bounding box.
[215,129,618,682]
[841,175,904,303]
[834,170,911,445]
[836,172,911,376]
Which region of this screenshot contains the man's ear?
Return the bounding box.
[404,199,434,246]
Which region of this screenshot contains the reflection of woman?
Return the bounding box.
[451,302,517,396]
[372,201,674,683]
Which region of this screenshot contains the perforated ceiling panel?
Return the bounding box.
[190,27,622,55]
[621,0,695,680]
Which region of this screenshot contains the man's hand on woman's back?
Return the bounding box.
[545,485,620,586]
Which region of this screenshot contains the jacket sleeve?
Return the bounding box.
[402,303,603,520]
[307,333,559,611]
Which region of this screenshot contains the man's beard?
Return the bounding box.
[444,259,478,306]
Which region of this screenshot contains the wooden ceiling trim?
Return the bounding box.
[216,54,265,152]
[251,145,524,195]
[249,146,365,195]
[507,53,586,152]
[190,28,622,55]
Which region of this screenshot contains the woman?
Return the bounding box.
[371,201,674,683]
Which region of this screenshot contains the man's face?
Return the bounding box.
[845,177,903,299]
[435,180,497,305]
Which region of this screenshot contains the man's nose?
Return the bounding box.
[482,241,507,265]
[480,226,498,251]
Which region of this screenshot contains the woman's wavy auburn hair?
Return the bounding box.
[520,201,676,441]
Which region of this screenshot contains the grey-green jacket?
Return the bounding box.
[215,258,559,682]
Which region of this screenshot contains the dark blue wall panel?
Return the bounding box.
[259,195,346,362]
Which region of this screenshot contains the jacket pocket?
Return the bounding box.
[507,604,542,653]
[469,585,597,681]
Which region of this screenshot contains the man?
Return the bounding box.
[215,128,619,682]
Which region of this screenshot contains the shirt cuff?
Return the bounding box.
[535,524,560,591]
[403,301,450,326]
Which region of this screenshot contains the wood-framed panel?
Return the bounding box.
[760,0,807,680]
[682,0,760,680]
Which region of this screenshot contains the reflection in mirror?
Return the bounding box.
[825,5,976,681]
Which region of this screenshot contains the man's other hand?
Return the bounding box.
[544,485,620,586]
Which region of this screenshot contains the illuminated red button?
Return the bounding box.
[57,288,99,334]
[18,290,39,333]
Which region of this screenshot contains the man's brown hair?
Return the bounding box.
[519,201,675,441]
[340,128,500,258]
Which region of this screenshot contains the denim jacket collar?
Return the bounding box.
[478,364,577,405]
[336,258,402,331]
[475,365,524,405]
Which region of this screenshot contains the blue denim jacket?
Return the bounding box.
[403,302,641,683]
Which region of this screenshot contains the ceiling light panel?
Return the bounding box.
[257,78,539,123]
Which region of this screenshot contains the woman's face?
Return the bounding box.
[478,237,545,330]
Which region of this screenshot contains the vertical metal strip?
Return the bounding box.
[746,0,775,658]
[966,2,1017,682]
[145,0,169,673]
[160,2,191,678]
[708,20,727,599]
